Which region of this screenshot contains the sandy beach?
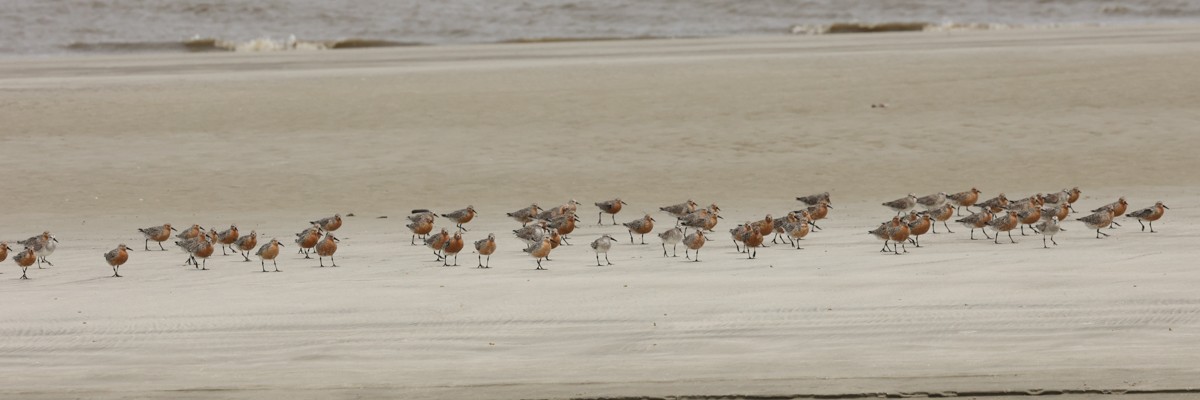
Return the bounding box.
[1,25,1199,399]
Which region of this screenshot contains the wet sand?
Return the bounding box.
[1,25,1199,399]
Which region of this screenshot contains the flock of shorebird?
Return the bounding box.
[1,215,343,280]
[1,187,1171,278]
[870,187,1169,254]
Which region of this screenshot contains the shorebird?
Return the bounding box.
[915,192,948,210]
[591,234,616,266]
[17,231,58,268]
[1035,217,1064,248]
[1016,207,1042,236]
[701,204,723,231]
[869,222,892,253]
[0,242,10,263]
[537,200,579,221]
[978,193,1009,213]
[783,213,811,249]
[424,228,450,261]
[956,209,994,240]
[682,230,707,261]
[1092,197,1129,228]
[796,192,831,206]
[905,212,932,247]
[595,198,627,225]
[256,239,283,272]
[1125,201,1169,232]
[103,244,131,277]
[1066,187,1082,213]
[179,234,215,270]
[406,213,435,245]
[174,235,202,266]
[750,215,774,247]
[658,226,683,257]
[1040,203,1070,224]
[474,233,496,268]
[804,201,831,230]
[138,223,176,251]
[439,231,463,266]
[311,214,343,232]
[13,247,36,279]
[176,224,204,240]
[440,206,476,232]
[233,231,258,262]
[546,230,563,259]
[882,194,918,216]
[623,214,655,244]
[316,233,339,267]
[1009,194,1044,211]
[216,225,239,255]
[660,200,698,219]
[1077,209,1115,238]
[1043,189,1071,207]
[948,187,981,216]
[886,216,910,254]
[295,225,322,258]
[729,223,749,253]
[677,208,709,233]
[988,211,1020,244]
[928,203,955,233]
[507,204,541,227]
[547,214,580,245]
[514,221,551,245]
[408,209,438,223]
[562,199,579,215]
[770,214,794,244]
[739,221,764,259]
[524,236,553,270]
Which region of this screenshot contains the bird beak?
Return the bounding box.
[279,243,285,247]
[171,227,178,231]
[127,248,134,252]
[825,204,834,208]
[1163,205,1170,209]
[717,215,724,219]
[620,201,628,205]
[52,238,60,243]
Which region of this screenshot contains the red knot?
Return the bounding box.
[311,214,343,232]
[440,206,476,232]
[595,198,627,225]
[474,233,496,269]
[233,231,258,262]
[955,210,994,240]
[256,239,284,272]
[623,214,655,244]
[316,233,339,267]
[138,223,176,251]
[1125,201,1169,232]
[103,244,131,278]
[442,232,464,267]
[1077,209,1115,239]
[948,187,982,216]
[12,247,37,279]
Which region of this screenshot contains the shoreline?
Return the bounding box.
[0,22,1192,62]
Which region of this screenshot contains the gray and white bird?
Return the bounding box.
[590,234,616,266]
[1034,216,1064,248]
[657,226,684,257]
[882,194,918,216]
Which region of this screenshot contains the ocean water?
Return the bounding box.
[2,0,1199,56]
